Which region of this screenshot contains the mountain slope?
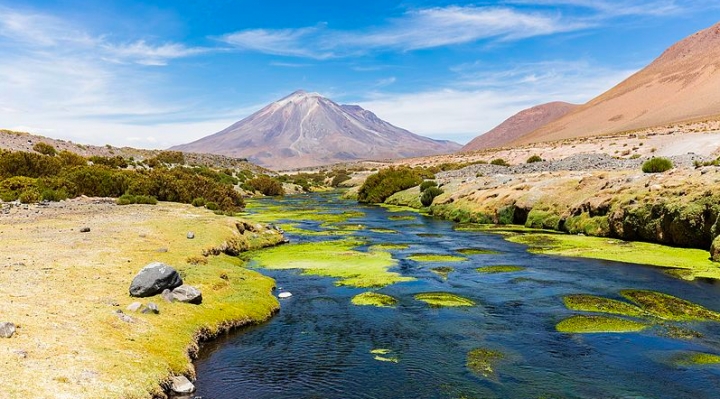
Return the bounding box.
[461,102,577,152]
[171,91,461,169]
[515,22,720,146]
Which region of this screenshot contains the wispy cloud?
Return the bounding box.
[219,6,587,59]
[506,0,716,17]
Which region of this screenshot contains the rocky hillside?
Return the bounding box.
[461,102,577,152]
[170,90,461,170]
[516,21,720,145]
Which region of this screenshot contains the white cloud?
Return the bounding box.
[356,61,637,144]
[219,6,587,59]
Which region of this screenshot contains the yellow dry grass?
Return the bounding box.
[0,199,283,399]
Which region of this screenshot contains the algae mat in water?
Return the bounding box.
[467,348,504,378]
[563,294,645,318]
[415,292,475,307]
[556,315,649,333]
[352,292,398,307]
[249,239,414,288]
[407,254,467,263]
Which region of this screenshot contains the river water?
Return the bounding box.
[193,193,720,399]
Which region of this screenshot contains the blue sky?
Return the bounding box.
[1,1,718,147]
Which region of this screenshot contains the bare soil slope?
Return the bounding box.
[461,102,577,152]
[516,22,720,145]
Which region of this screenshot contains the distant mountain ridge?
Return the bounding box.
[171,90,461,169]
[514,21,720,146]
[461,102,577,152]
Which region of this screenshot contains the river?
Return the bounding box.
[192,192,720,399]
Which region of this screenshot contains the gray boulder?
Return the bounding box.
[126,302,144,312]
[129,262,183,297]
[161,289,175,303]
[142,303,160,314]
[0,322,16,338]
[170,375,195,394]
[186,231,195,239]
[172,285,203,304]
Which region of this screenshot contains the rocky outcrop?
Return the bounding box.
[129,262,183,297]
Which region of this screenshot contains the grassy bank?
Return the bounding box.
[0,200,285,399]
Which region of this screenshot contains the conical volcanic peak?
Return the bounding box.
[171,91,461,169]
[515,21,720,146]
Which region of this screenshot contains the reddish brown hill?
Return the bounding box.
[461,102,577,152]
[515,21,720,146]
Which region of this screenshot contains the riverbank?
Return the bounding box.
[0,198,285,399]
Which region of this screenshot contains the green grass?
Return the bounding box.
[476,265,525,274]
[351,292,398,307]
[407,254,467,263]
[248,239,414,288]
[556,315,649,333]
[415,292,475,307]
[562,294,645,317]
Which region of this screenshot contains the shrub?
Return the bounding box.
[642,157,673,173]
[526,155,543,163]
[41,188,68,202]
[421,187,444,206]
[205,202,219,211]
[116,194,158,205]
[490,158,509,166]
[33,142,56,156]
[245,175,285,196]
[0,151,63,178]
[18,189,40,204]
[331,173,351,187]
[191,197,206,207]
[420,180,438,192]
[89,155,128,169]
[358,167,431,203]
[151,151,185,165]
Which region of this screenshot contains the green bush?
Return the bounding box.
[0,151,63,178]
[41,188,68,202]
[116,194,157,205]
[89,155,128,169]
[331,173,351,187]
[0,176,38,201]
[642,157,673,173]
[245,175,285,196]
[420,180,438,192]
[191,197,206,207]
[18,189,41,204]
[205,202,219,211]
[151,151,185,165]
[358,167,431,203]
[33,142,57,156]
[490,158,509,166]
[526,155,543,163]
[421,187,444,206]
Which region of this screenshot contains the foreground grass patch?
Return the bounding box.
[351,292,398,307]
[249,239,414,288]
[556,315,649,333]
[467,348,504,378]
[415,292,475,307]
[407,254,467,263]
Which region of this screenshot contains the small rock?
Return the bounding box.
[126,302,144,312]
[129,262,183,297]
[79,227,91,233]
[142,303,159,314]
[171,285,203,304]
[161,289,175,303]
[13,349,27,359]
[156,248,168,253]
[114,310,135,323]
[170,375,196,394]
[278,292,292,299]
[186,232,195,239]
[0,322,16,338]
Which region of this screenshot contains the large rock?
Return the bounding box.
[129,262,183,297]
[171,285,203,304]
[711,236,720,262]
[170,375,195,394]
[0,322,16,338]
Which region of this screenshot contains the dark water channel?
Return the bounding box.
[194,193,720,399]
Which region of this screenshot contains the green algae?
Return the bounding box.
[415,292,475,307]
[417,233,443,238]
[620,290,720,321]
[370,348,399,363]
[562,294,645,318]
[660,325,703,340]
[369,228,399,234]
[476,265,525,274]
[351,292,398,307]
[370,243,410,251]
[430,266,454,279]
[457,248,500,255]
[505,232,720,281]
[388,215,416,221]
[556,315,649,333]
[379,203,422,213]
[408,254,467,263]
[466,348,504,378]
[249,239,414,288]
[669,351,720,366]
[370,348,392,355]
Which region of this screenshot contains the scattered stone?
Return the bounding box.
[79,227,90,233]
[126,302,144,312]
[0,322,16,338]
[278,292,293,299]
[161,289,175,303]
[142,303,160,314]
[170,375,196,394]
[186,232,195,239]
[13,349,28,359]
[171,285,203,304]
[129,262,183,297]
[156,248,168,253]
[114,310,135,323]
